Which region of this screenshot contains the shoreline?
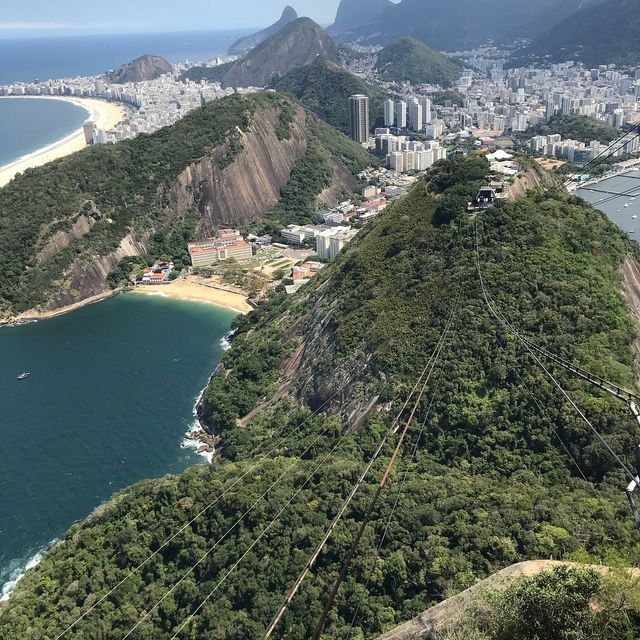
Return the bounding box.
[131,279,253,314]
[0,96,126,188]
[1,280,252,327]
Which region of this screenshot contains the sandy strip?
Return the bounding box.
[0,96,126,187]
[133,280,253,314]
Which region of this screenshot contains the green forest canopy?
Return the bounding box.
[2,157,640,639]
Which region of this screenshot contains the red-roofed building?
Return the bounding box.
[189,230,253,267]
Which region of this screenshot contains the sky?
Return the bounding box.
[0,0,344,37]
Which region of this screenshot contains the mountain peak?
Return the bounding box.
[228,5,299,56]
[189,18,337,89]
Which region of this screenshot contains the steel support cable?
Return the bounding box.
[54,365,364,640]
[555,125,640,193]
[473,214,640,404]
[119,374,376,640]
[261,310,456,640]
[474,218,635,483]
[309,303,458,640]
[345,337,452,639]
[169,333,451,640]
[521,379,591,484]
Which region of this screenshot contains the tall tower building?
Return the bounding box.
[396,100,407,129]
[384,99,395,127]
[419,96,432,124]
[349,94,370,143]
[409,99,423,131]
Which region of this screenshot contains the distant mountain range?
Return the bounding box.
[516,0,640,66]
[328,0,607,52]
[227,5,298,56]
[104,54,173,84]
[183,18,337,88]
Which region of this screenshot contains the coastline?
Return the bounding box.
[0,291,119,327]
[2,280,252,327]
[0,96,126,188]
[132,279,253,314]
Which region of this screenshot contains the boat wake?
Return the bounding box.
[1,538,59,602]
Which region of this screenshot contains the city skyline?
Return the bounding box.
[0,0,349,38]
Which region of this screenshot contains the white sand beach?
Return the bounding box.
[0,96,125,187]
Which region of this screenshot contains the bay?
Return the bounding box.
[0,294,235,597]
[576,171,640,234]
[0,30,252,85]
[0,97,89,166]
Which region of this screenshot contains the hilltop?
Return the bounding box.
[272,55,390,135]
[182,18,338,88]
[104,54,173,84]
[518,0,640,66]
[228,5,298,56]
[375,37,463,87]
[0,92,372,318]
[3,156,640,638]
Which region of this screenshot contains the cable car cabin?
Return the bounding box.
[475,188,497,208]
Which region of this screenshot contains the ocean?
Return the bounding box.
[575,171,640,234]
[0,30,252,85]
[0,294,235,598]
[0,98,89,167]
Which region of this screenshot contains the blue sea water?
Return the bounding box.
[0,97,90,166]
[576,171,640,235]
[0,30,252,85]
[0,294,235,597]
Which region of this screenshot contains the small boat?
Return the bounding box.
[633,215,638,220]
[625,203,630,208]
[17,372,30,380]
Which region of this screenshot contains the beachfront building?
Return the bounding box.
[188,229,253,267]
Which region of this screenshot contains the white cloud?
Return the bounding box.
[0,22,76,30]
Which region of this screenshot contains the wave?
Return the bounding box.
[1,538,59,602]
[220,329,236,351]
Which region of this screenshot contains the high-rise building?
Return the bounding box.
[545,100,556,122]
[396,100,407,129]
[561,96,571,116]
[409,99,423,131]
[419,96,432,124]
[384,99,395,127]
[349,94,370,143]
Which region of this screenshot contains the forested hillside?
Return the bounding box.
[375,38,463,87]
[272,56,390,135]
[2,157,640,639]
[522,115,620,145]
[0,92,371,318]
[518,0,640,66]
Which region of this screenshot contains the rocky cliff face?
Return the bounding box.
[228,5,298,56]
[172,105,310,234]
[105,54,173,84]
